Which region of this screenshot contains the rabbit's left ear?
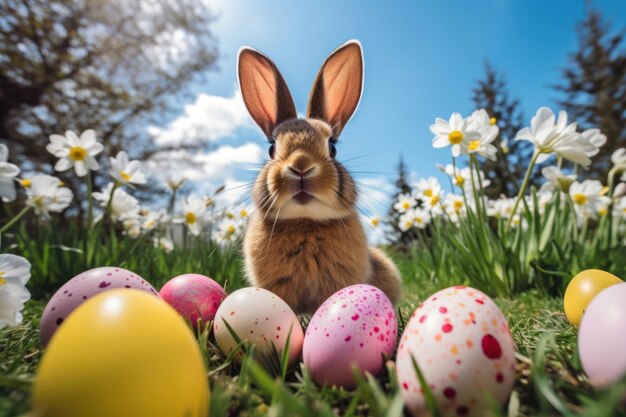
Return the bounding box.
[307,40,363,138]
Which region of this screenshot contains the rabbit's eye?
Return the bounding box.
[329,141,337,159]
[268,144,275,159]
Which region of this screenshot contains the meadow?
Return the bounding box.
[1,106,626,417]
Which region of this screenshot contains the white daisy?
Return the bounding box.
[176,196,206,236]
[580,128,606,158]
[368,216,381,228]
[539,166,576,194]
[445,194,465,216]
[515,107,590,166]
[440,165,491,191]
[0,144,20,202]
[487,197,517,219]
[109,151,146,186]
[46,130,103,177]
[153,237,174,253]
[398,210,416,232]
[464,109,499,160]
[92,183,140,222]
[0,254,31,329]
[164,174,186,192]
[216,217,242,243]
[393,193,417,214]
[415,177,442,201]
[614,197,626,219]
[611,148,626,167]
[569,180,611,219]
[25,175,73,219]
[411,208,431,229]
[430,112,480,157]
[142,209,170,231]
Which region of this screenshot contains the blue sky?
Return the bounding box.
[148,0,626,214]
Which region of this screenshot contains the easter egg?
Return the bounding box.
[564,269,622,326]
[579,283,626,388]
[213,287,304,368]
[159,274,226,329]
[40,266,159,346]
[303,284,397,389]
[32,289,209,417]
[396,286,515,417]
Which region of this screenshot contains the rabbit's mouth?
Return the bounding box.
[293,191,314,205]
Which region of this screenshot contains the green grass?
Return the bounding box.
[1,247,625,417]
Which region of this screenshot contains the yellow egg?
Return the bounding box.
[32,289,209,417]
[564,269,622,326]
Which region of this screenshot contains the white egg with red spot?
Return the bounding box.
[213,287,303,368]
[396,286,515,417]
[303,284,397,389]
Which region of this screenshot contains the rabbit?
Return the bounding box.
[238,40,401,314]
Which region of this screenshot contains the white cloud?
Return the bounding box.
[146,142,263,183]
[147,89,254,147]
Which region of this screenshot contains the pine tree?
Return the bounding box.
[554,8,626,181]
[386,156,417,247]
[471,62,538,198]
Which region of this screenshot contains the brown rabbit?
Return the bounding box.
[239,40,401,314]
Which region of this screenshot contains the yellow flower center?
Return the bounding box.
[572,193,588,205]
[448,130,464,145]
[20,178,31,188]
[58,181,65,187]
[455,176,465,187]
[145,220,155,229]
[600,186,609,196]
[185,212,196,224]
[415,217,423,224]
[404,221,413,229]
[598,207,607,217]
[371,218,380,226]
[489,117,497,125]
[423,189,433,197]
[0,271,5,285]
[226,212,234,219]
[402,201,410,210]
[119,171,131,181]
[430,196,440,206]
[453,200,464,211]
[227,225,236,235]
[240,210,248,218]
[69,146,87,161]
[468,140,480,151]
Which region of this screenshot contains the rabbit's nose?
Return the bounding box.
[288,166,315,178]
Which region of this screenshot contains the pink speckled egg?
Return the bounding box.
[159,274,226,329]
[40,267,159,346]
[213,287,304,368]
[303,284,397,389]
[396,286,515,417]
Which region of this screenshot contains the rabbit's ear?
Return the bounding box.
[238,47,297,138]
[307,40,363,137]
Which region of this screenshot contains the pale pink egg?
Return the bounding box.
[303,284,397,389]
[213,287,304,368]
[159,274,227,329]
[40,267,159,346]
[396,286,515,417]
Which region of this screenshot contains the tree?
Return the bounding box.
[386,156,417,248]
[0,0,219,209]
[554,7,626,181]
[471,62,538,198]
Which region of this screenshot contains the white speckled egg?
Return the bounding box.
[396,286,515,417]
[303,284,397,389]
[213,287,303,367]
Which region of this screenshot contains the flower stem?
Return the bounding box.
[506,150,541,231]
[105,182,119,220]
[0,206,32,235]
[86,171,94,228]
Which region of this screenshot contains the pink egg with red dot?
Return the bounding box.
[40,267,159,346]
[159,273,227,329]
[396,286,515,417]
[303,284,397,389]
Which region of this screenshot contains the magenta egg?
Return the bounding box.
[303,284,397,389]
[159,274,227,329]
[40,267,159,346]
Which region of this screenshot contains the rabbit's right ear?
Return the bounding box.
[238,47,297,138]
